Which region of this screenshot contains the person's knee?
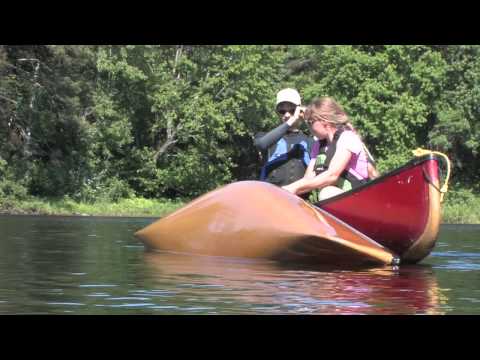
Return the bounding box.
[319,186,344,200]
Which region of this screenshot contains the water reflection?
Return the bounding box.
[143,251,448,314]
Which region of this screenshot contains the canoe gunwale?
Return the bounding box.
[315,154,441,207]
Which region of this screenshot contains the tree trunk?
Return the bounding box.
[153,46,186,162]
[173,45,183,79]
[154,117,182,162]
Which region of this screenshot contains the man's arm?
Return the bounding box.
[254,111,304,151]
[254,122,290,151]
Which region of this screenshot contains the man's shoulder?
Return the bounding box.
[254,131,266,139]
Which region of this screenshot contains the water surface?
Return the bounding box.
[0,215,479,314]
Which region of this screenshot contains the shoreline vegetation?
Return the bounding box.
[0,197,185,218]
[1,191,479,224]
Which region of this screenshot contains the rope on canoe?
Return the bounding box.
[412,148,451,202]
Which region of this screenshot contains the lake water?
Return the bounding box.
[0,215,479,315]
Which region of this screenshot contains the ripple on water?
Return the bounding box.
[99,303,157,308]
[432,251,480,258]
[150,305,179,310]
[435,262,480,271]
[177,283,226,289]
[130,289,176,297]
[47,302,86,307]
[459,297,480,303]
[86,292,111,297]
[107,297,151,301]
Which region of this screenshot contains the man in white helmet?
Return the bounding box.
[254,88,313,187]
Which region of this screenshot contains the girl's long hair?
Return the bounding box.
[305,97,355,132]
[305,96,378,170]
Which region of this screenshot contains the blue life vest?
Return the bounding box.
[259,132,311,186]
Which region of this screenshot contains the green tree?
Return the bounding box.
[428,46,480,189]
[0,45,97,197]
[93,45,284,197]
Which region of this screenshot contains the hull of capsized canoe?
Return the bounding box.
[135,182,398,266]
[316,154,441,263]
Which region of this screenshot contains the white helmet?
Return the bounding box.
[276,88,301,106]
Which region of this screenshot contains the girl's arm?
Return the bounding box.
[304,158,317,179]
[283,147,352,195]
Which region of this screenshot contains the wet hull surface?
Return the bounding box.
[136,181,398,266]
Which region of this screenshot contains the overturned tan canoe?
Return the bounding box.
[135,181,399,266]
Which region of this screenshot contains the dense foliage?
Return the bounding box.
[1,45,479,202]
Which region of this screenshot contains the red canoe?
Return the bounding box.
[315,153,443,263]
